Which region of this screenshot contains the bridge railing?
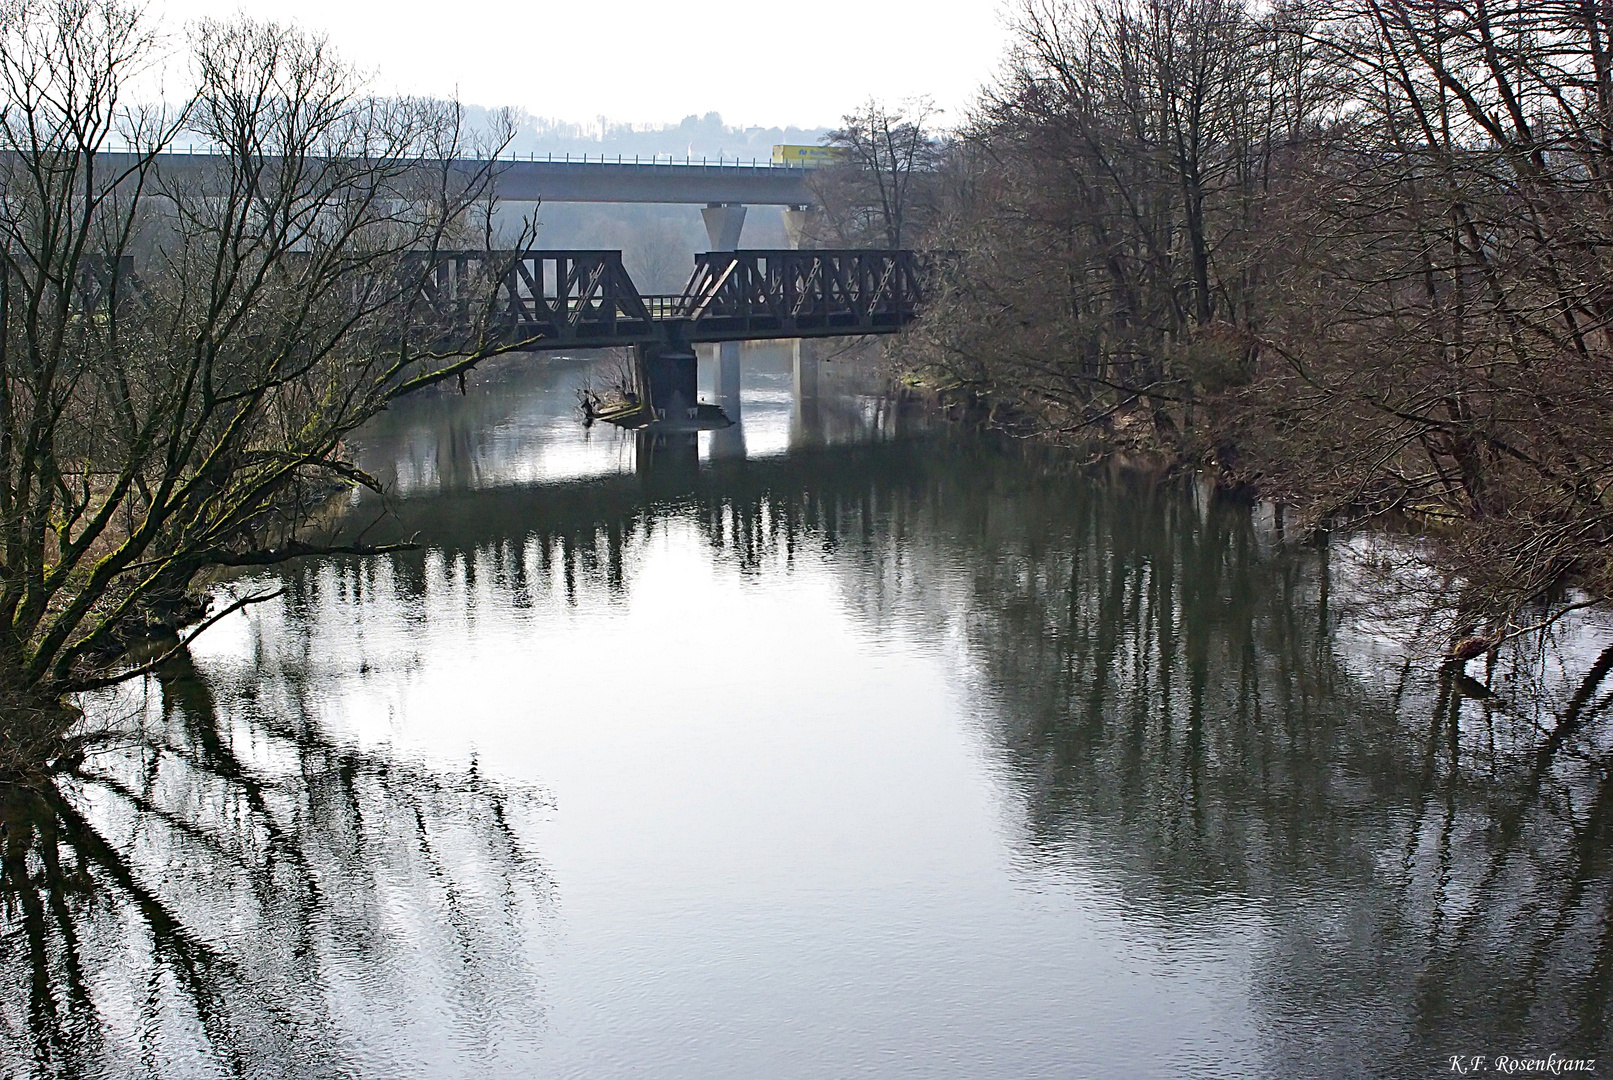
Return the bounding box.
[104,146,822,170]
[641,296,687,321]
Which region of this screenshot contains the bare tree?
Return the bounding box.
[0,0,526,774]
[908,0,1326,444]
[817,97,941,248]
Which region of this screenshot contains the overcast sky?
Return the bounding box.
[149,0,1013,131]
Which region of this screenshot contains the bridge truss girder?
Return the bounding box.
[62,248,926,354]
[413,248,924,351]
[670,250,924,343]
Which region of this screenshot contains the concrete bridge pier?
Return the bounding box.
[790,373,823,449]
[790,340,822,449]
[701,202,747,251]
[781,206,819,250]
[792,339,819,399]
[783,206,822,406]
[707,416,747,460]
[701,203,747,413]
[712,342,742,410]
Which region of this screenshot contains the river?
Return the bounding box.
[3,345,1610,1079]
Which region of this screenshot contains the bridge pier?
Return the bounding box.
[707,416,747,460]
[700,203,747,250]
[792,339,818,399]
[701,203,748,414]
[712,343,742,405]
[783,205,821,404]
[633,342,699,424]
[782,205,819,250]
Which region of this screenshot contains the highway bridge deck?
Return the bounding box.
[101,153,817,206]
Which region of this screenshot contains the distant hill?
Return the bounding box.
[464,108,831,164]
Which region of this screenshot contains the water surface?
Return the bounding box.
[4,345,1611,1078]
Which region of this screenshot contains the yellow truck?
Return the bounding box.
[771,145,848,167]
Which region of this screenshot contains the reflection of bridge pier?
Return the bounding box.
[634,427,700,474]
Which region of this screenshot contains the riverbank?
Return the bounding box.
[901,356,1605,644]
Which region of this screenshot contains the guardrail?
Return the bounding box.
[641,296,688,320]
[103,146,823,169]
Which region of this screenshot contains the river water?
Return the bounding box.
[3,346,1611,1079]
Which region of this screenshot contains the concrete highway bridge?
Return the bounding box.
[109,151,820,242]
[120,151,817,204]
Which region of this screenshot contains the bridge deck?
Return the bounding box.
[103,153,816,206]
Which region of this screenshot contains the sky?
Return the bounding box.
[148,0,1014,131]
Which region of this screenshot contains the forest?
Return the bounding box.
[857,0,1613,616]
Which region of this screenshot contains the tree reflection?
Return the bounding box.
[0,655,550,1079]
[864,457,1613,1073]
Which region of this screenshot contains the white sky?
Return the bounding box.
[148,0,1014,131]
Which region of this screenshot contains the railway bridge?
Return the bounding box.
[76,244,925,429]
[411,247,924,426]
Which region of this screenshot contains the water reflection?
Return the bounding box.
[0,657,549,1079]
[4,356,1611,1077]
[863,460,1613,1072]
[350,345,903,497]
[319,430,1613,1069]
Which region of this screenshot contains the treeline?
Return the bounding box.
[906,0,1613,608]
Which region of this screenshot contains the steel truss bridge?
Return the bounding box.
[70,247,926,427]
[420,248,925,426]
[70,247,924,351]
[411,248,924,350]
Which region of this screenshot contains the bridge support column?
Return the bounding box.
[782,205,819,250]
[700,204,747,419]
[783,205,820,404]
[792,339,818,399]
[633,342,698,425]
[790,353,822,449]
[712,341,741,405]
[700,203,747,250]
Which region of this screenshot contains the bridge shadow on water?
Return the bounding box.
[3,360,1612,1076]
